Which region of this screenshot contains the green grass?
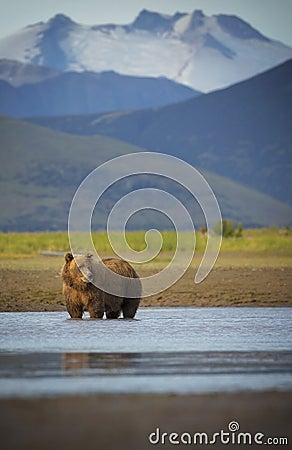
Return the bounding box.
[0,230,193,256]
[220,228,292,255]
[0,231,70,256]
[0,228,291,272]
[0,228,291,258]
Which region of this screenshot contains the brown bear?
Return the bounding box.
[62,253,141,319]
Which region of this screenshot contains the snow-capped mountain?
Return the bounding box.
[0,9,291,92]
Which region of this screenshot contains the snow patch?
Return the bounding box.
[0,11,291,92]
[0,25,43,63]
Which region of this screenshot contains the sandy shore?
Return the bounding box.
[0,392,291,450]
[0,260,291,311]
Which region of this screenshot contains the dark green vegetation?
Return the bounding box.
[214,220,243,238]
[30,59,292,205]
[1,114,292,231]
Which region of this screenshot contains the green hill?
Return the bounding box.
[0,115,291,231]
[0,115,144,230]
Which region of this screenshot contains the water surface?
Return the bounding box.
[0,308,291,397]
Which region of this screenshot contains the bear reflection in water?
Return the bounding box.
[61,253,141,320]
[62,352,139,376]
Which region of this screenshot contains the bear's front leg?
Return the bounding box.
[87,290,104,319]
[66,301,84,319]
[88,301,104,319]
[64,286,84,318]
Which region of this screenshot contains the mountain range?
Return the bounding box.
[0,10,291,92]
[0,61,199,117]
[0,9,291,231]
[29,59,292,206]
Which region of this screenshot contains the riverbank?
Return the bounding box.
[1,391,291,450]
[0,254,291,311]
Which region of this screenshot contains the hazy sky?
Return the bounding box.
[0,0,292,46]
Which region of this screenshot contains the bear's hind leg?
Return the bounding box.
[122,298,140,319]
[105,309,121,319]
[105,295,122,319]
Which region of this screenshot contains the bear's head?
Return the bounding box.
[62,253,94,289]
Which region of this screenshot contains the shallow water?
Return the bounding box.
[0,308,291,397]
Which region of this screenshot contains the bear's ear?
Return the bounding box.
[65,252,74,262]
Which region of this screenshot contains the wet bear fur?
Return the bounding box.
[62,253,141,319]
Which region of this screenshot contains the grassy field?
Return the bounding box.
[0,228,291,258]
[0,228,291,273]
